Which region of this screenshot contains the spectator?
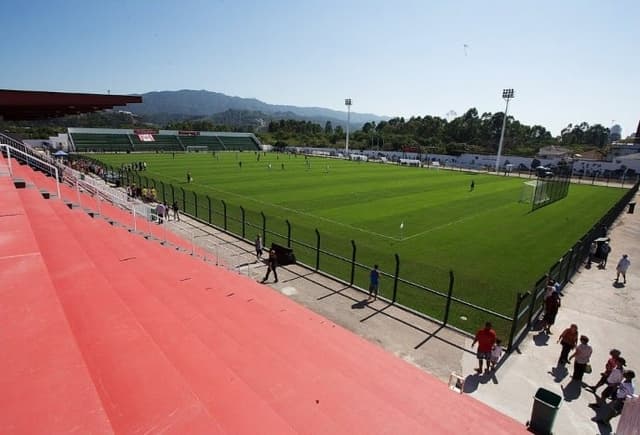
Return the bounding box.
[261,248,278,283]
[589,349,622,393]
[172,201,180,221]
[543,290,561,335]
[557,323,578,365]
[598,357,626,403]
[163,202,170,221]
[594,370,636,426]
[471,322,497,374]
[599,240,611,269]
[568,335,592,383]
[587,241,598,268]
[490,338,503,371]
[156,203,165,224]
[255,234,263,261]
[615,254,630,284]
[368,265,380,300]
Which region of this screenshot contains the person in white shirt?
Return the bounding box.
[595,370,635,425]
[489,339,503,371]
[568,335,592,382]
[615,254,631,284]
[599,357,626,403]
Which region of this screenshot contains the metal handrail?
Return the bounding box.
[1,142,61,199]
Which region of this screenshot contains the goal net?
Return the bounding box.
[521,176,571,211]
[186,146,208,152]
[520,180,548,204]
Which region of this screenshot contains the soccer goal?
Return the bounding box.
[520,180,549,205]
[186,146,208,152]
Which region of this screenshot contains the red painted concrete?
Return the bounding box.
[0,162,529,434]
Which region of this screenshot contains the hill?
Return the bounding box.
[123,89,389,129]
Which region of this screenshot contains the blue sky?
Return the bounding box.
[1,0,638,136]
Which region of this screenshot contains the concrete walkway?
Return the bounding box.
[160,192,639,435]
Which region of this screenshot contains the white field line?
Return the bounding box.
[399,202,515,241]
[153,172,512,243]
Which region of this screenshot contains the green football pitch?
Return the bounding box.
[91,151,625,334]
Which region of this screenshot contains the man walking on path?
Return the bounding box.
[172,201,180,221]
[615,254,630,284]
[599,240,611,269]
[471,322,496,374]
[261,248,278,283]
[557,323,578,365]
[368,265,380,300]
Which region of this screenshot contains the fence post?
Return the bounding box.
[350,240,356,286]
[144,176,149,188]
[570,242,581,274]
[193,191,198,218]
[526,285,540,330]
[170,184,175,204]
[222,200,227,230]
[240,206,246,239]
[261,211,266,243]
[136,173,141,186]
[151,178,156,189]
[206,195,212,224]
[507,292,526,353]
[315,228,320,271]
[392,253,400,302]
[286,220,291,247]
[180,187,186,212]
[160,181,165,203]
[443,270,454,325]
[563,249,572,284]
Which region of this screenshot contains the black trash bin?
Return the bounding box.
[527,388,562,435]
[628,202,636,214]
[270,243,296,266]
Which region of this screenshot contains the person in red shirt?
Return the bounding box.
[472,322,497,374]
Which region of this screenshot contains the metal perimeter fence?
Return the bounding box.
[78,155,639,351]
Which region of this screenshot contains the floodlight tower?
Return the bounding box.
[495,88,514,173]
[345,98,352,153]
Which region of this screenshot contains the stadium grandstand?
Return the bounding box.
[68,127,261,152]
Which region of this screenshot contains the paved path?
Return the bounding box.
[160,191,638,435]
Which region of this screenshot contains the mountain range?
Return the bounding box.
[123,89,389,128]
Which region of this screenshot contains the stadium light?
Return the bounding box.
[345,98,352,153]
[495,88,515,173]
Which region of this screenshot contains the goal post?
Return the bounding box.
[520,180,550,205]
[520,180,537,204]
[186,146,208,152]
[521,176,571,211]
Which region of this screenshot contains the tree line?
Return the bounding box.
[0,108,616,157]
[260,108,614,157]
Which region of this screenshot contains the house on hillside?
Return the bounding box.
[536,145,572,159]
[575,149,606,161]
[607,142,640,161]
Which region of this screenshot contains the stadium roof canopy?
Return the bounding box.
[0,89,141,121]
